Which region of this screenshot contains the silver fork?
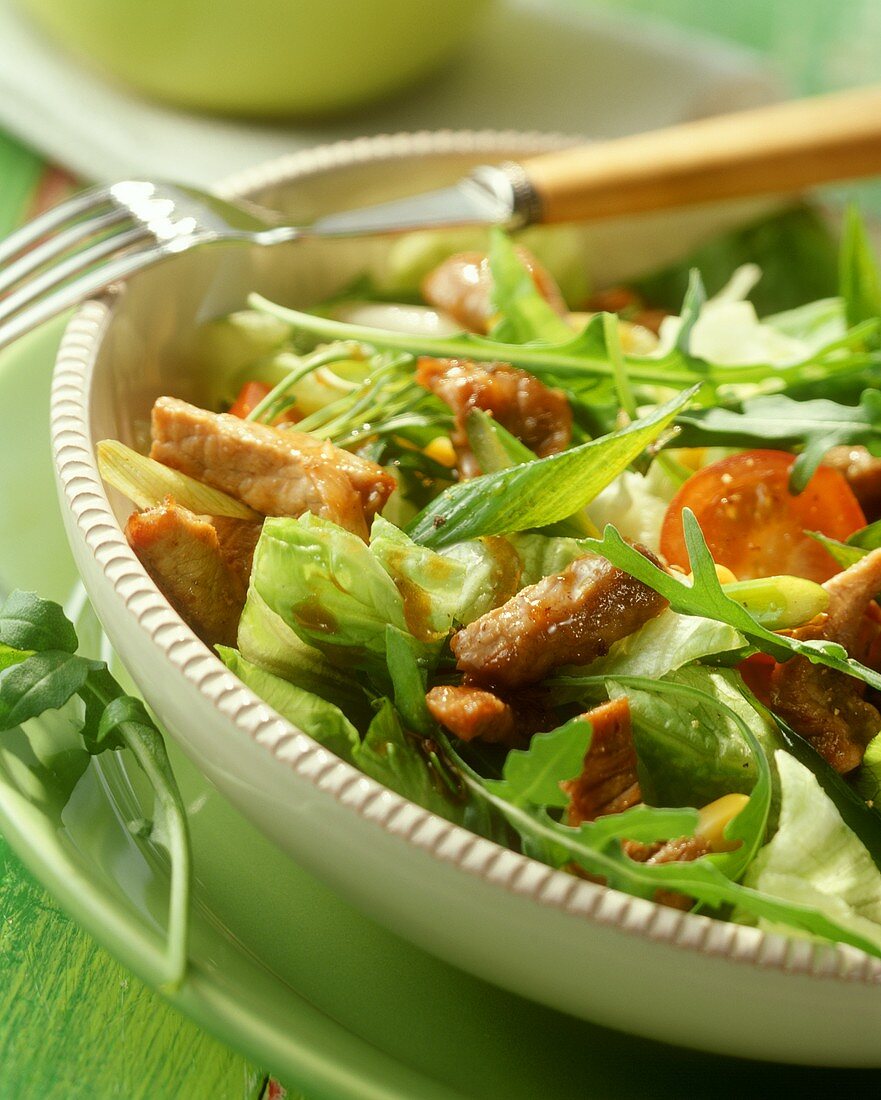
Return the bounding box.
[8,85,881,352]
[0,173,527,352]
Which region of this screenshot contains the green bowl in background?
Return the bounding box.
[15,0,493,118]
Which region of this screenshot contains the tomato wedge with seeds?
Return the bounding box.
[659,450,866,583]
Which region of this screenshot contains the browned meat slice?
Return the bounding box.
[416,357,572,477]
[421,248,567,335]
[451,549,669,690]
[425,685,517,745]
[561,698,641,824]
[622,835,712,911]
[150,397,395,539]
[425,683,554,746]
[126,501,261,647]
[770,547,881,772]
[823,446,881,521]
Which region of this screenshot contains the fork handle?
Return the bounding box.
[517,84,881,224]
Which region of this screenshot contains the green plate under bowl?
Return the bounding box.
[2,323,879,1098]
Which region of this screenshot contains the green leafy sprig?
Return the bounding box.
[0,591,190,991]
[582,512,881,692]
[674,390,881,492]
[406,387,696,547]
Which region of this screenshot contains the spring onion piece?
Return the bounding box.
[97,439,259,520]
[720,575,830,630]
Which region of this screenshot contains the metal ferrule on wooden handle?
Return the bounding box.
[510,84,881,224]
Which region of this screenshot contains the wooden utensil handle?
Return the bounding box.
[519,84,881,224]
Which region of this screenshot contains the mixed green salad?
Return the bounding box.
[96,204,881,963]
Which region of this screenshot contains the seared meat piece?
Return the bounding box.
[622,835,712,911]
[421,248,567,336]
[451,549,668,690]
[425,683,554,746]
[770,547,881,773]
[823,446,881,521]
[126,501,261,647]
[562,698,641,824]
[151,397,395,539]
[416,357,572,477]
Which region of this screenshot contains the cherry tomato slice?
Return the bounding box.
[659,450,866,582]
[228,380,271,419]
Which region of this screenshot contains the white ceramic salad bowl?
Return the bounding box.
[50,132,881,1065]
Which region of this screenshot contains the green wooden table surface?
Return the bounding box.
[0,132,282,1100]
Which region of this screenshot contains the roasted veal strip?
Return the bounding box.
[416,356,572,477]
[451,549,669,690]
[562,698,642,825]
[770,547,881,772]
[823,446,881,522]
[150,397,395,538]
[424,683,554,747]
[126,501,261,647]
[420,248,567,335]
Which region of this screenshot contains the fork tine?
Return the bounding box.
[0,207,132,296]
[0,183,115,267]
[0,240,162,352]
[0,225,150,326]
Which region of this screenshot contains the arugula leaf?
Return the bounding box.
[90,692,191,991]
[582,512,881,692]
[250,293,699,388]
[0,592,191,991]
[675,269,707,359]
[407,387,696,548]
[674,391,881,492]
[487,227,573,344]
[808,531,867,571]
[0,590,78,654]
[840,205,881,339]
[0,651,97,729]
[808,518,881,572]
[492,717,592,809]
[384,625,434,737]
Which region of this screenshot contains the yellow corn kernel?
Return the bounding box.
[696,793,750,853]
[424,436,457,468]
[684,563,738,587]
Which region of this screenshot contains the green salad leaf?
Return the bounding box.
[0,592,190,991]
[406,387,696,547]
[674,391,881,492]
[487,227,574,345]
[494,717,593,809]
[218,647,360,761]
[250,513,422,680]
[744,751,881,949]
[840,205,881,338]
[582,512,881,692]
[633,204,840,316]
[582,609,745,681]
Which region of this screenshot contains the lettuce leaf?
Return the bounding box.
[744,752,881,950]
[583,610,745,681]
[606,667,782,807]
[217,647,360,762]
[250,513,419,682]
